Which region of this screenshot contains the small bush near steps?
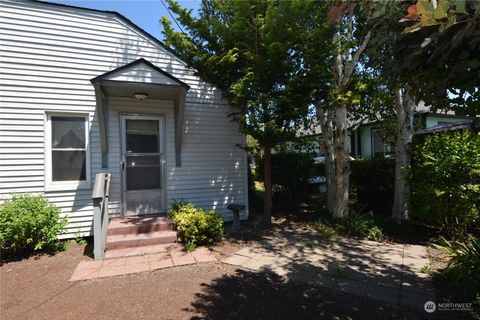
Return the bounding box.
[0,194,68,254]
[168,201,224,251]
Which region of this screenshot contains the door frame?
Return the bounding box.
[119,113,166,216]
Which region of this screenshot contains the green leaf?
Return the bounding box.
[434,0,449,20]
[455,0,466,14]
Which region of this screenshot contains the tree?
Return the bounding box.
[391,86,415,220]
[291,1,391,217]
[366,1,419,220]
[324,1,377,218]
[285,1,336,214]
[382,0,480,219]
[160,0,312,226]
[397,0,480,120]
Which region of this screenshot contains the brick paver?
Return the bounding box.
[69,245,217,281]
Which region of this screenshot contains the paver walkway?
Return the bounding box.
[70,244,216,281]
[223,230,435,310]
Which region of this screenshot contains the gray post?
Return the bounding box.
[93,197,103,260]
[92,173,110,260]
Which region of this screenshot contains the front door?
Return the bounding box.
[121,115,165,215]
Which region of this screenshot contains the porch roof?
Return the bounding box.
[91,59,189,166]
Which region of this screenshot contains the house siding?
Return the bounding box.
[0,0,248,238]
[425,116,469,128]
[353,115,470,158]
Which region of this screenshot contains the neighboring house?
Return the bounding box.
[351,111,471,158]
[415,120,478,138]
[297,107,470,160]
[0,0,249,239]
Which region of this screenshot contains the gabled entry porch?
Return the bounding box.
[90,59,190,259]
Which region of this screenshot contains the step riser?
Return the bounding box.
[107,223,174,236]
[105,214,177,252]
[105,234,177,250]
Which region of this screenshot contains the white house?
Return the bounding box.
[0,0,249,239]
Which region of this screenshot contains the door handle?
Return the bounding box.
[121,161,125,171]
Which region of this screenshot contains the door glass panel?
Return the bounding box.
[125,119,159,153]
[126,161,161,190]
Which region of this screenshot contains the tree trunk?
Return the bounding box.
[392,87,415,220]
[316,104,336,214]
[262,145,273,226]
[324,146,336,214]
[334,103,349,219]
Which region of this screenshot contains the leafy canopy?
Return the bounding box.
[397,0,480,118]
[161,0,319,146]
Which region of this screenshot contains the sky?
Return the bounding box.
[47,0,200,41]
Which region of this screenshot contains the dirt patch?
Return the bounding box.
[1,241,473,320]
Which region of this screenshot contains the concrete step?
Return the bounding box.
[105,230,178,250]
[108,215,174,236]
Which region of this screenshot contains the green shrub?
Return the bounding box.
[257,151,320,202]
[168,201,224,250]
[350,157,395,215]
[434,236,480,301]
[0,194,68,253]
[310,213,384,241]
[167,199,194,220]
[410,130,480,239]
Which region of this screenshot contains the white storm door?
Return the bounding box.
[121,115,165,215]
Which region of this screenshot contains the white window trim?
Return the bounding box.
[44,112,91,191]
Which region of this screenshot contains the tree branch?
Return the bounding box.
[342,30,372,87]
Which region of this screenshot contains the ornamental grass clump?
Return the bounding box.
[168,200,224,251]
[434,236,480,302]
[0,193,67,253]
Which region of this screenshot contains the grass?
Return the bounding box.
[74,233,87,245]
[309,220,337,240]
[420,264,432,274]
[309,213,385,242]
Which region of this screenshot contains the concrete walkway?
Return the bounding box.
[223,230,435,310]
[70,245,216,281]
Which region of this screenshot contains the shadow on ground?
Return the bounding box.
[185,268,462,320]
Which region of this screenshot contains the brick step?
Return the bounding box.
[105,230,178,250]
[108,215,174,236]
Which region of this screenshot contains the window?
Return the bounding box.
[46,114,90,190]
[371,129,385,156]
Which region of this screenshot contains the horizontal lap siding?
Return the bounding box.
[0,0,248,238]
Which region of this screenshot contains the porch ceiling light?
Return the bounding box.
[133,92,148,101]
